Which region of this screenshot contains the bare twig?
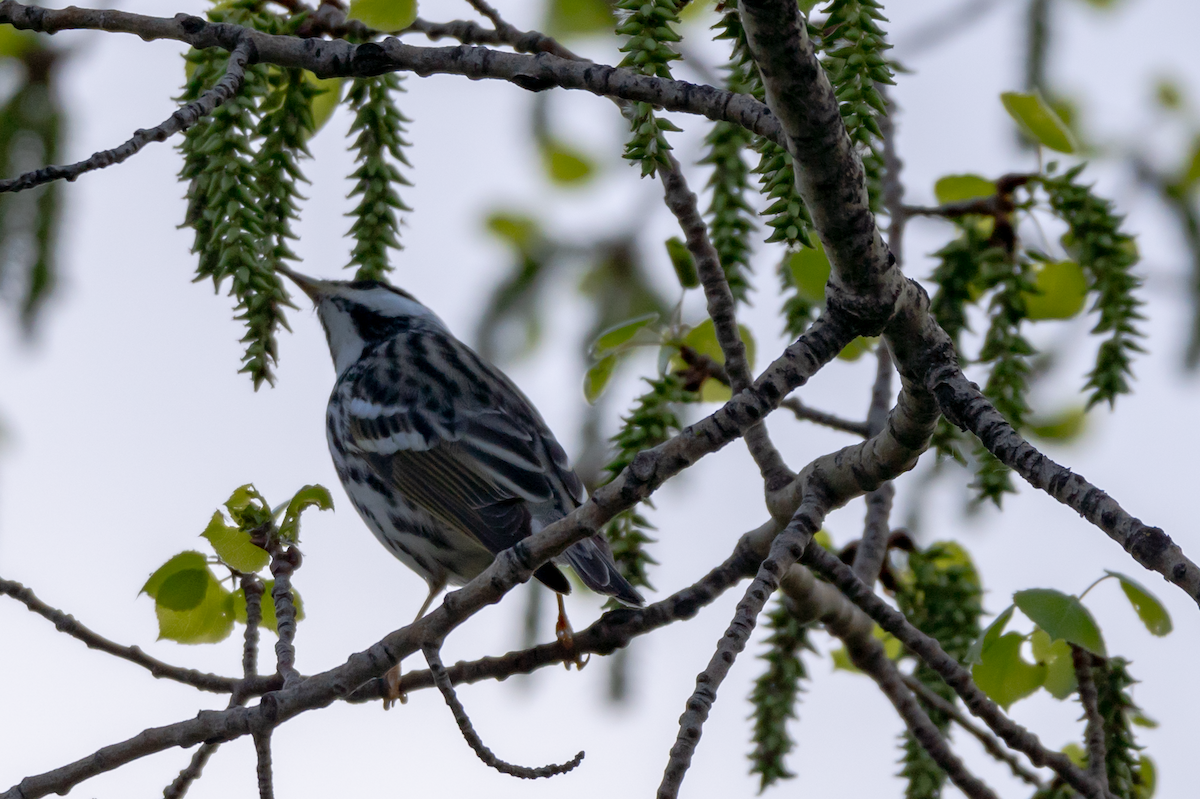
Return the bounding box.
[0,39,253,193]
[253,733,274,799]
[423,645,583,779]
[851,346,896,583]
[1072,646,1110,794]
[903,674,1045,789]
[162,743,220,799]
[657,501,823,799]
[269,549,302,688]
[802,544,1109,799]
[0,576,253,695]
[780,397,869,437]
[242,575,264,679]
[659,154,793,488]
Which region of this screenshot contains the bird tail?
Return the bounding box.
[562,535,645,606]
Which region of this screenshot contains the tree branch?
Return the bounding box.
[423,645,584,779]
[0,575,265,695]
[1072,646,1110,794]
[0,38,253,193]
[902,674,1045,789]
[851,346,897,583]
[780,396,869,437]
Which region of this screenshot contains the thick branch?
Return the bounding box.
[0,38,252,193]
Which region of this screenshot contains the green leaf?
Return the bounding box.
[1062,742,1088,768]
[671,319,757,402]
[545,0,613,39]
[541,138,595,185]
[665,237,698,289]
[305,73,344,135]
[1137,755,1156,799]
[971,632,1047,709]
[0,25,37,58]
[225,483,264,516]
[787,243,831,303]
[1000,91,1078,154]
[1028,406,1087,442]
[1106,570,1173,636]
[873,625,903,660]
[934,174,997,206]
[485,213,540,252]
[830,646,859,673]
[1031,627,1077,699]
[837,336,878,361]
[278,484,334,543]
[1023,260,1087,320]
[1014,588,1106,656]
[156,569,209,612]
[584,354,618,404]
[202,511,270,573]
[1131,712,1159,729]
[1155,79,1183,111]
[231,580,305,634]
[1181,137,1200,188]
[156,569,234,644]
[591,313,659,357]
[142,551,209,598]
[966,604,1013,665]
[346,0,417,31]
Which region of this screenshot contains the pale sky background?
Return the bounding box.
[2,0,1199,797]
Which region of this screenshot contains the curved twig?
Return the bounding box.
[0,38,253,193]
[423,645,583,779]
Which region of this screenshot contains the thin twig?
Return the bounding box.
[242,575,264,679]
[423,645,584,779]
[1072,646,1110,795]
[659,153,792,488]
[780,397,869,437]
[253,733,274,799]
[903,675,1045,789]
[0,39,253,193]
[269,549,302,688]
[657,501,823,799]
[0,576,251,694]
[802,545,1109,799]
[851,346,896,583]
[162,743,220,799]
[835,631,999,799]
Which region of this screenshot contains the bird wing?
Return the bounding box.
[345,396,559,556]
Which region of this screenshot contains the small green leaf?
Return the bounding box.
[665,237,698,289]
[1106,570,1173,636]
[0,25,37,59]
[1155,79,1183,111]
[584,354,618,404]
[1030,627,1077,699]
[837,336,877,361]
[1137,755,1156,798]
[156,570,234,644]
[142,551,209,598]
[1000,91,1078,154]
[671,320,757,402]
[1131,712,1159,729]
[202,511,270,573]
[225,484,264,515]
[1014,588,1106,656]
[305,73,344,135]
[787,243,831,303]
[812,528,834,551]
[830,646,859,673]
[541,138,595,185]
[545,0,613,39]
[592,313,659,357]
[279,485,334,543]
[1023,260,1087,321]
[157,569,209,612]
[485,213,540,252]
[967,604,1014,665]
[872,625,903,660]
[1028,406,1087,442]
[934,174,997,206]
[346,0,417,31]
[1181,137,1200,188]
[1061,742,1088,768]
[971,632,1047,709]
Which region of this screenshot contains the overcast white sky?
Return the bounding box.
[2,0,1199,797]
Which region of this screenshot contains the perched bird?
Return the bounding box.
[278,266,643,698]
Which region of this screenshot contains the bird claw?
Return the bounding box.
[555,594,589,671]
[382,663,407,709]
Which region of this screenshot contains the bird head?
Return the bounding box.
[277,266,446,376]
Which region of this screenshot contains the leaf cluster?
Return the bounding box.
[747,596,813,792]
[615,0,683,176]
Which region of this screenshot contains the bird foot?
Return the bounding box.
[382,663,407,709]
[556,594,589,671]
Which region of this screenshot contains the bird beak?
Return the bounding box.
[276,265,325,303]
